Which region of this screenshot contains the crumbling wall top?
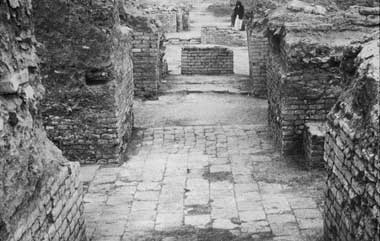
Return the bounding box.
[263,1,380,67]
[328,35,379,136]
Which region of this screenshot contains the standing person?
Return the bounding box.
[233,1,244,31]
[231,1,237,27]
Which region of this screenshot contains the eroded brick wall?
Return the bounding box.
[0,1,86,241]
[181,46,234,75]
[324,39,380,241]
[34,0,134,164]
[201,26,247,46]
[247,28,268,97]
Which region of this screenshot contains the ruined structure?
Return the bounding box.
[34,0,134,164]
[253,2,379,156]
[324,37,379,241]
[181,46,234,75]
[0,1,86,240]
[245,0,379,239]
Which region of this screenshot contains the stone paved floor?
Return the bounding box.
[81,125,324,241]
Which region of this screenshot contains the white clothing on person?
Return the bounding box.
[234,17,243,31]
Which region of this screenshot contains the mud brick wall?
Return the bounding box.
[0,1,86,241]
[247,28,268,98]
[181,46,234,75]
[303,122,326,169]
[266,31,345,155]
[132,31,164,97]
[34,0,134,164]
[324,40,379,241]
[201,26,247,46]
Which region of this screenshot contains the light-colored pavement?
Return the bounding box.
[81,125,324,241]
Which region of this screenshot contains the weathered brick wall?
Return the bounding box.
[34,0,134,164]
[266,31,343,155]
[201,26,247,46]
[324,39,379,241]
[246,28,268,98]
[132,32,164,97]
[303,122,326,169]
[181,46,234,75]
[0,1,86,241]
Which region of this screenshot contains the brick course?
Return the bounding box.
[181,46,234,75]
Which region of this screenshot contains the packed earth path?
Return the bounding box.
[80,3,326,241]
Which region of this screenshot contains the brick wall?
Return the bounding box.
[247,28,268,97]
[8,163,86,241]
[324,39,379,241]
[0,1,86,241]
[181,46,234,75]
[132,31,165,97]
[34,0,134,164]
[201,26,247,46]
[266,30,344,155]
[303,122,326,169]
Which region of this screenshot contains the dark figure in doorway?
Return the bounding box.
[233,1,245,31]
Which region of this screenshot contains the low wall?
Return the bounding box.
[181,46,234,75]
[247,28,268,97]
[132,31,165,97]
[324,39,379,241]
[201,26,247,46]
